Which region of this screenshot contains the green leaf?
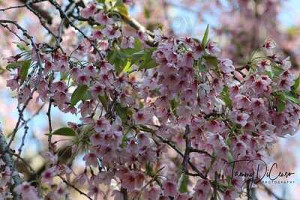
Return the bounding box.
[115,0,128,16]
[202,24,209,48]
[71,85,88,106]
[20,60,31,84]
[144,8,151,19]
[16,43,29,51]
[227,152,235,168]
[179,174,189,193]
[199,64,208,72]
[96,0,105,3]
[122,61,132,73]
[277,93,286,112]
[107,50,129,74]
[115,103,131,123]
[134,39,142,50]
[146,162,154,176]
[284,92,300,105]
[292,75,300,94]
[98,95,108,111]
[49,127,76,136]
[170,99,179,117]
[272,65,284,78]
[6,63,18,71]
[203,55,218,68]
[6,60,30,73]
[138,48,158,70]
[221,86,232,109]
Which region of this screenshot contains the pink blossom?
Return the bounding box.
[133,109,152,124]
[90,132,102,146]
[98,40,109,51]
[41,167,57,184]
[233,94,250,109]
[122,172,136,191]
[205,120,221,133]
[162,180,177,197]
[143,186,161,200]
[83,152,98,167]
[7,77,19,91]
[121,36,135,49]
[262,39,276,50]
[103,26,121,39]
[257,59,271,71]
[281,57,292,70]
[94,117,110,132]
[73,172,88,185]
[220,59,234,73]
[232,112,249,127]
[94,11,113,25]
[205,41,220,55]
[223,189,238,200]
[250,98,265,115]
[14,182,39,200]
[80,3,97,19]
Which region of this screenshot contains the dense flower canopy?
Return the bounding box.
[0,0,299,200]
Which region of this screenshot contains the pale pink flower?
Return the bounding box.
[281,57,291,70]
[257,59,271,71]
[51,81,67,92]
[42,152,58,164]
[83,152,98,167]
[94,11,113,25]
[111,190,124,200]
[193,180,211,200]
[73,172,88,185]
[252,79,268,94]
[122,172,136,191]
[162,180,177,197]
[7,77,19,91]
[90,83,105,97]
[41,167,57,184]
[91,30,103,40]
[103,26,121,39]
[133,109,151,124]
[233,94,250,109]
[262,39,276,49]
[232,112,249,127]
[176,193,191,200]
[193,43,204,59]
[14,182,39,200]
[98,40,109,51]
[250,98,265,115]
[90,132,102,146]
[278,78,293,91]
[80,3,97,18]
[88,184,104,200]
[143,186,161,200]
[76,74,89,85]
[224,189,238,200]
[205,41,220,55]
[205,120,221,133]
[121,36,135,49]
[220,59,234,73]
[94,117,110,132]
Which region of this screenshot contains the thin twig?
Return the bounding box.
[59,175,92,200]
[47,100,53,152]
[0,123,23,199]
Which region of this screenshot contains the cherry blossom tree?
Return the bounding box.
[0,0,299,200]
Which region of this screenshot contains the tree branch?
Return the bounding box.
[0,123,23,199]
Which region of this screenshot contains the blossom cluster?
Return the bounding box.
[2,1,300,200]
